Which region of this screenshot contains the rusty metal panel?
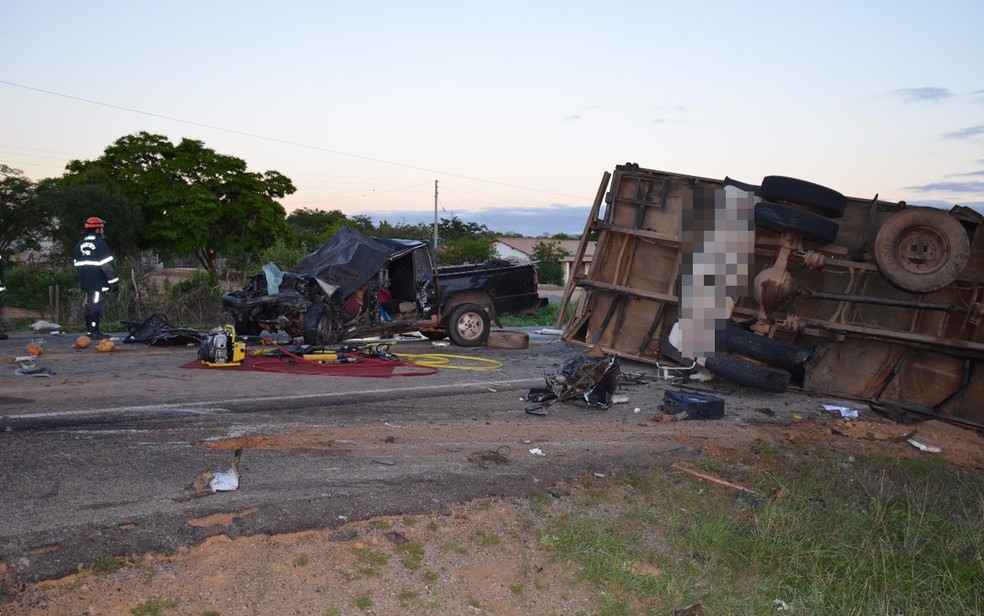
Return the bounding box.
[560,163,984,429]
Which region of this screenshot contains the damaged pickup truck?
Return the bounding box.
[559,163,984,429]
[223,227,547,346]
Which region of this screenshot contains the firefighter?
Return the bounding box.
[0,254,7,340]
[73,217,119,340]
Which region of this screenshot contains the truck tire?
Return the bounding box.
[725,323,813,373]
[874,208,970,293]
[303,302,337,346]
[704,353,791,393]
[755,201,840,244]
[447,303,490,347]
[759,175,847,218]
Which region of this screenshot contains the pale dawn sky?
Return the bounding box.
[2,0,982,236]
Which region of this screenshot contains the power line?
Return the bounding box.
[0,79,590,201]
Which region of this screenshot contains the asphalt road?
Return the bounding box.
[0,327,685,586]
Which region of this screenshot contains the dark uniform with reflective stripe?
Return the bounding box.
[73,231,119,338]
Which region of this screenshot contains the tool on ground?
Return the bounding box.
[198,325,246,367]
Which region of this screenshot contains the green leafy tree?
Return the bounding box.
[287,207,350,252]
[0,165,49,255]
[531,240,570,286]
[35,178,143,263]
[61,132,295,275]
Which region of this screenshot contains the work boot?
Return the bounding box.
[87,317,108,340]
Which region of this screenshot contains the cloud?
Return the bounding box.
[945,170,984,177]
[941,125,984,140]
[905,181,984,193]
[888,87,953,103]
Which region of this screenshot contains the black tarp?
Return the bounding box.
[291,227,424,299]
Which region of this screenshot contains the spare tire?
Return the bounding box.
[705,353,791,393]
[760,175,847,218]
[874,207,970,293]
[725,323,813,373]
[755,201,840,244]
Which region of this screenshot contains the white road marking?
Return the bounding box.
[0,378,540,421]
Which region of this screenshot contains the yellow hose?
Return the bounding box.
[396,353,502,371]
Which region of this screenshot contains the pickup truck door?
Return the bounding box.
[412,247,438,317]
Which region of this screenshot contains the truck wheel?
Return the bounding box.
[755,201,840,244]
[725,323,813,373]
[447,303,490,347]
[704,353,791,393]
[874,208,970,293]
[759,175,847,218]
[303,302,336,346]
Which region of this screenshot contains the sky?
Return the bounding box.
[2,1,982,237]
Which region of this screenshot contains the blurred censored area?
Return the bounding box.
[678,183,756,359]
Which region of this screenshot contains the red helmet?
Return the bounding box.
[84,217,106,229]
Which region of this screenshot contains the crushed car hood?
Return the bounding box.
[292,227,425,298]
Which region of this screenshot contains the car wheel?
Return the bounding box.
[874,207,970,293]
[704,353,791,393]
[447,303,490,347]
[755,201,840,244]
[303,302,337,346]
[759,175,847,218]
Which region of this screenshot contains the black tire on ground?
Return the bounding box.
[873,207,971,293]
[446,303,491,347]
[755,201,840,244]
[303,302,336,346]
[725,323,813,372]
[759,175,847,218]
[704,353,791,393]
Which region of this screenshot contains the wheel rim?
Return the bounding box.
[455,311,483,341]
[893,225,950,275]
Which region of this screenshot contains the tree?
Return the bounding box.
[0,165,49,256]
[286,208,350,252]
[531,240,570,286]
[35,178,143,263]
[61,132,296,275]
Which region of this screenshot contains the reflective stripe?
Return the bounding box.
[93,291,101,303]
[107,278,119,285]
[74,256,115,267]
[0,286,6,292]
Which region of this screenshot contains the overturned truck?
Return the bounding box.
[559,163,984,428]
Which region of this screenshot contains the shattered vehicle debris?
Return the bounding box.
[559,163,984,428]
[223,227,546,347]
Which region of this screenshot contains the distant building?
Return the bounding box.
[492,237,595,285]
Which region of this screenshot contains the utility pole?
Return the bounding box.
[433,180,439,250]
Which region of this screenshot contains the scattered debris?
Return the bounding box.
[823,404,859,419]
[668,461,757,494]
[674,603,704,616]
[522,353,620,414]
[529,448,545,456]
[209,448,243,492]
[774,598,793,611]
[907,438,942,453]
[661,390,725,420]
[14,364,55,377]
[384,531,408,545]
[467,446,511,468]
[373,457,397,466]
[30,320,61,331]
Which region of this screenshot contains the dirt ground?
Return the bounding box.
[3,406,980,616]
